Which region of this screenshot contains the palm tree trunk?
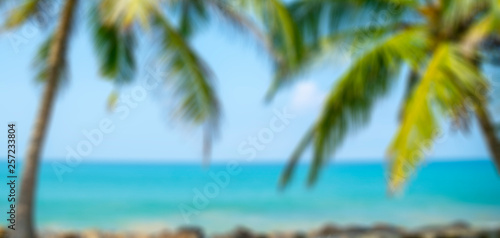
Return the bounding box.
[460,38,500,173]
[475,104,500,173]
[15,1,77,237]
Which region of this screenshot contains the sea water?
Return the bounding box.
[1,160,499,233]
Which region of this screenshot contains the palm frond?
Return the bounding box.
[279,127,314,189]
[237,0,306,100]
[90,5,136,84]
[99,0,160,29]
[33,32,68,83]
[388,43,488,192]
[265,0,419,101]
[460,1,500,56]
[260,0,305,86]
[317,22,409,54]
[3,0,40,29]
[168,0,209,37]
[204,0,279,63]
[280,28,429,187]
[289,0,417,45]
[107,90,119,111]
[441,0,490,31]
[266,21,410,104]
[152,12,221,163]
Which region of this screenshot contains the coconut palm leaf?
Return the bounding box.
[267,21,412,105]
[441,0,490,31]
[280,28,430,187]
[388,43,488,192]
[265,0,419,101]
[152,12,221,163]
[33,32,69,84]
[236,0,305,100]
[289,0,417,45]
[204,0,278,62]
[460,1,500,56]
[319,22,407,53]
[315,22,412,68]
[99,0,160,29]
[90,5,136,84]
[279,127,314,189]
[3,0,40,29]
[260,0,304,74]
[169,0,209,38]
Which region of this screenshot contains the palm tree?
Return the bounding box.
[273,0,500,192]
[8,1,79,237]
[3,0,300,236]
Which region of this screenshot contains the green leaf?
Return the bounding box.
[90,5,136,84]
[99,0,160,29]
[279,127,314,189]
[204,0,279,62]
[3,0,40,29]
[172,0,209,38]
[239,0,306,100]
[266,0,417,102]
[280,28,429,188]
[460,1,500,56]
[441,0,490,31]
[153,12,221,163]
[107,90,119,111]
[388,43,488,192]
[289,0,416,45]
[33,32,68,84]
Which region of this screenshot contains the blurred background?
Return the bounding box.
[0,0,499,237]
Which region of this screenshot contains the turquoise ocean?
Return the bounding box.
[1,160,500,233]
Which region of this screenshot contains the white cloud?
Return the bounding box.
[289,80,326,112]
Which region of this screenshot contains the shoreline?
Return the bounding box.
[2,222,500,238]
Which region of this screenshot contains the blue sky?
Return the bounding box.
[0,12,491,164]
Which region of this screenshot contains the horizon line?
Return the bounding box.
[2,157,492,165]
